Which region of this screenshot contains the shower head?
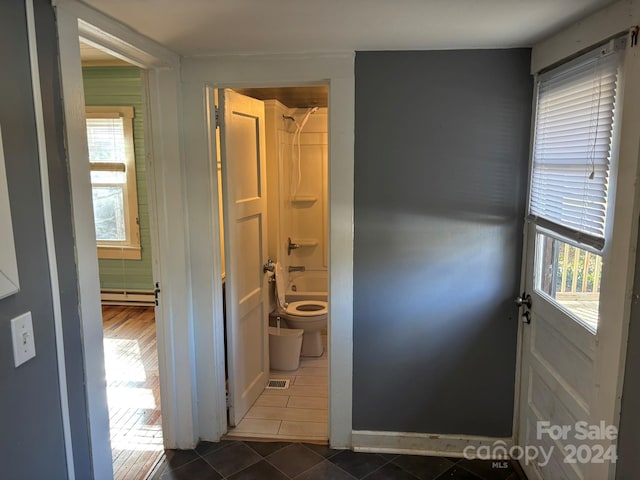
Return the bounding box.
[299,106,319,130]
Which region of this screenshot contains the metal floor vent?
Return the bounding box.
[266,379,290,390]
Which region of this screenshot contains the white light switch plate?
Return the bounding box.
[11,312,36,367]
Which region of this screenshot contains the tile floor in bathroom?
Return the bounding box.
[225,335,328,441]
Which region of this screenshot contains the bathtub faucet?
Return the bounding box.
[288,265,306,273]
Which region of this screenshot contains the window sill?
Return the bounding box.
[97,245,141,260]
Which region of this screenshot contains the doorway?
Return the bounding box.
[79,41,164,479]
[216,86,330,442]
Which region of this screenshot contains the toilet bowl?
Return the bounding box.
[280,301,328,356]
[274,263,327,357]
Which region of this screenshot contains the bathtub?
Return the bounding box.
[286,270,328,302]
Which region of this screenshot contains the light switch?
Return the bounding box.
[11,312,36,367]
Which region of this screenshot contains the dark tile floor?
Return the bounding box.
[149,440,525,480]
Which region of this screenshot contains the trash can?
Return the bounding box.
[269,326,304,371]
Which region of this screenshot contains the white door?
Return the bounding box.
[219,89,269,426]
[516,45,622,480]
[517,229,600,480]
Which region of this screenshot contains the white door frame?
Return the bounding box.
[513,7,640,477]
[55,1,195,478]
[181,54,355,448]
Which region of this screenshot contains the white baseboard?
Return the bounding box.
[351,430,513,459]
[100,289,155,306]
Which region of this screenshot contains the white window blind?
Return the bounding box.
[86,117,126,164]
[528,45,621,250]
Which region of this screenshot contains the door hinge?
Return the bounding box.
[154,282,161,306]
[215,106,222,129]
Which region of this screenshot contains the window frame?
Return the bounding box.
[86,105,141,260]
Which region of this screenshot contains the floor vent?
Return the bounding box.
[266,379,290,390]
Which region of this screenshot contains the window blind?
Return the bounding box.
[528,46,621,250]
[86,117,126,164]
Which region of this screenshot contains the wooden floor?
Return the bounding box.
[103,306,163,480]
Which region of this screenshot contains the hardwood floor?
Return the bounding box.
[103,305,163,480]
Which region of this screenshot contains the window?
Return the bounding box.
[528,43,620,250]
[529,41,622,330]
[86,106,141,259]
[535,232,601,332]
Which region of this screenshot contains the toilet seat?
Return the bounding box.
[285,300,328,317]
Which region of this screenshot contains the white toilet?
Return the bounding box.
[274,263,327,357]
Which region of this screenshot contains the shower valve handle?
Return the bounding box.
[288,237,299,256]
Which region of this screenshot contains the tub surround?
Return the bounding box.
[286,270,328,303]
[264,100,328,280]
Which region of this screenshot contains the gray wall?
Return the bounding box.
[35,0,92,475]
[353,50,532,436]
[615,221,640,479]
[0,1,91,478]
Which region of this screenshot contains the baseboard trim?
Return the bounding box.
[351,430,513,459]
[100,289,155,306]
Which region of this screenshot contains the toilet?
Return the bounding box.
[274,263,327,357]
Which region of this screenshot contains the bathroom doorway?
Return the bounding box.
[215,86,330,443]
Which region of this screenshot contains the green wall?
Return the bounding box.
[83,66,154,290]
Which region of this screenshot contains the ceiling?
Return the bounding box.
[81,0,615,56]
[235,87,328,108]
[80,41,131,66]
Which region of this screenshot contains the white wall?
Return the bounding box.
[531,1,639,73]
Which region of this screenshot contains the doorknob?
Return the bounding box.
[515,292,532,324]
[515,292,532,309]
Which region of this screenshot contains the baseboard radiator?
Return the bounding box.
[100,289,156,307]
